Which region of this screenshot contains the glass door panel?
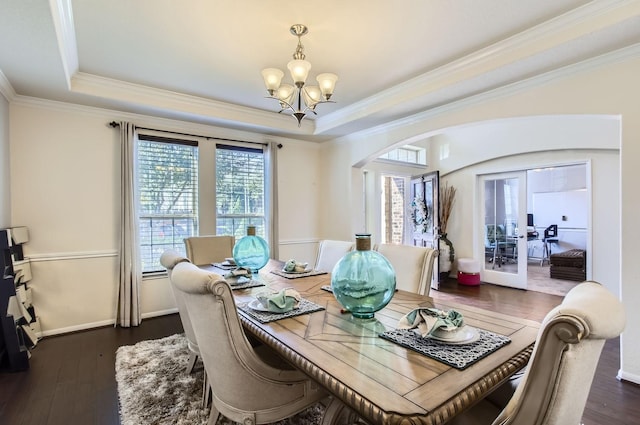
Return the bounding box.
[479,172,527,289]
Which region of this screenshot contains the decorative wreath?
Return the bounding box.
[409,196,431,234]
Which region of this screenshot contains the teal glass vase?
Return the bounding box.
[232,226,270,272]
[330,234,396,319]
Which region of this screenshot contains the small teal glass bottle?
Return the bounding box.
[331,234,396,319]
[232,225,270,272]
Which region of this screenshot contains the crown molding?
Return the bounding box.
[69,72,316,135]
[0,69,16,102]
[315,0,640,135]
[48,0,78,88]
[11,93,311,146]
[335,43,640,145]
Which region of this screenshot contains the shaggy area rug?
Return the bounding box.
[115,334,324,425]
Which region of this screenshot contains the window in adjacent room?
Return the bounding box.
[137,135,198,273]
[378,145,427,166]
[380,175,407,244]
[215,144,266,240]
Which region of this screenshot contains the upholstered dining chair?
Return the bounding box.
[159,250,199,374]
[160,250,213,407]
[168,261,328,425]
[314,239,355,272]
[374,243,438,296]
[184,235,235,266]
[450,280,626,425]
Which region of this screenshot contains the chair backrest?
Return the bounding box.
[544,224,558,239]
[159,250,198,354]
[169,261,326,423]
[493,281,625,425]
[485,224,507,245]
[184,235,235,266]
[314,239,355,272]
[374,243,438,295]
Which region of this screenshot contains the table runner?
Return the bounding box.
[380,328,511,370]
[270,269,328,279]
[238,299,325,323]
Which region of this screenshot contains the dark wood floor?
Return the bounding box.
[0,280,638,425]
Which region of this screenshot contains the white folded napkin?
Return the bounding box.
[397,307,465,337]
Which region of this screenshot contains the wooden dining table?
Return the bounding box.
[202,259,540,425]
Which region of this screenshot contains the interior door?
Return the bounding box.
[409,171,440,290]
[479,172,527,289]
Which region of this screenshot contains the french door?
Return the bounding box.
[479,171,528,289]
[409,171,440,290]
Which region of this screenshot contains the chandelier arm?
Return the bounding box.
[265,95,295,113]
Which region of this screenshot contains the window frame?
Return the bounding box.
[215,143,268,241]
[136,134,199,274]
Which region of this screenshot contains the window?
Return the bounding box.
[137,135,198,273]
[216,144,266,240]
[378,145,427,166]
[381,175,407,244]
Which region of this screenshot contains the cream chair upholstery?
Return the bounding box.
[314,239,354,272]
[169,261,328,425]
[451,281,626,425]
[159,250,201,374]
[374,243,438,295]
[184,235,235,266]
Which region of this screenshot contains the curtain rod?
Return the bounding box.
[108,121,273,147]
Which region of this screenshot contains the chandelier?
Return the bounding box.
[261,24,338,126]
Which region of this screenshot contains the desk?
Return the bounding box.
[203,260,540,425]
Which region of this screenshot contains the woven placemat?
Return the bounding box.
[238,299,325,323]
[228,278,265,290]
[270,269,328,279]
[379,328,511,370]
[212,262,236,270]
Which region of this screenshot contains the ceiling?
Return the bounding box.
[1,0,639,142]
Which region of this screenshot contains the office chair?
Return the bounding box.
[541,224,559,265]
[485,224,507,268]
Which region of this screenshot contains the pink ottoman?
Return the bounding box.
[457,258,481,286]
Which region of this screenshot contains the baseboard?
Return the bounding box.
[141,307,178,319]
[38,308,178,337]
[39,318,116,337]
[617,369,640,385]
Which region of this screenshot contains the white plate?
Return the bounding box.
[247,299,270,312]
[428,326,480,345]
[281,268,312,274]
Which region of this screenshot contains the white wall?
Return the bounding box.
[277,140,324,264]
[0,93,10,227]
[529,166,588,254]
[9,99,324,335]
[321,56,639,382]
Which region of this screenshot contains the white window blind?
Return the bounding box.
[215,144,266,240]
[137,135,198,273]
